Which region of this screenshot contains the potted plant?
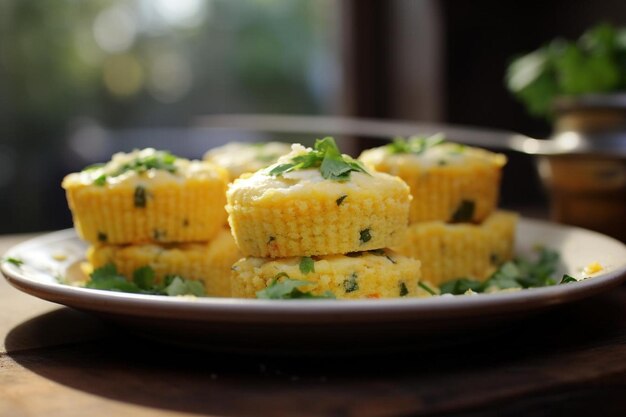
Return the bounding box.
[506,23,626,241]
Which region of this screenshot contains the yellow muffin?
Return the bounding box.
[393,210,518,285]
[204,141,292,182]
[88,228,241,297]
[359,136,506,224]
[63,148,229,245]
[227,141,411,258]
[231,249,422,299]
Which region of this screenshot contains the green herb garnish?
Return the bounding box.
[343,273,359,293]
[418,281,437,295]
[269,137,368,181]
[256,273,335,299]
[387,134,446,155]
[86,150,178,186]
[299,256,315,274]
[134,186,148,208]
[399,282,409,297]
[359,228,372,244]
[368,249,396,264]
[336,195,348,206]
[3,257,24,267]
[450,199,475,223]
[560,274,578,284]
[86,264,205,296]
[97,232,108,242]
[439,247,568,295]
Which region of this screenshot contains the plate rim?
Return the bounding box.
[3,219,626,325]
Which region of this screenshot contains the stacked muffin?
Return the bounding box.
[204,141,292,182]
[62,148,240,296]
[227,139,423,299]
[359,136,518,286]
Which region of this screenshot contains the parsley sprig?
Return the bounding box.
[269,137,368,181]
[85,264,205,296]
[86,150,178,186]
[387,134,446,155]
[439,247,574,295]
[256,272,335,299]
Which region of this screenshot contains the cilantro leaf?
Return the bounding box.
[268,137,368,182]
[86,264,205,296]
[299,257,315,274]
[256,274,335,299]
[163,276,205,297]
[133,266,156,290]
[87,264,141,293]
[418,281,437,295]
[560,274,578,284]
[439,247,569,295]
[387,134,446,155]
[87,150,179,186]
[3,257,24,267]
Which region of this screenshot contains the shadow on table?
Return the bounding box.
[5,292,626,417]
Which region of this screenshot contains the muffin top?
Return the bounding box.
[63,148,226,188]
[227,139,410,204]
[203,141,292,180]
[359,135,506,172]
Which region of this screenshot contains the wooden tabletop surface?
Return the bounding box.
[2,232,626,417]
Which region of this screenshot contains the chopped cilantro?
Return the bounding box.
[399,282,409,297]
[134,186,148,208]
[3,257,24,267]
[94,174,107,186]
[343,273,359,293]
[450,200,475,223]
[387,134,446,155]
[256,273,335,299]
[133,266,156,289]
[163,276,205,297]
[85,264,205,296]
[359,228,372,244]
[418,281,437,295]
[87,150,178,186]
[97,232,108,242]
[439,247,569,295]
[299,257,315,274]
[439,278,484,295]
[560,274,578,284]
[268,137,368,182]
[336,195,348,206]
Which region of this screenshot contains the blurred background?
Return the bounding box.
[1,0,625,234]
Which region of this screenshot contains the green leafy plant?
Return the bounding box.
[506,23,626,118]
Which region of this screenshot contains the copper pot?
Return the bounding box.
[538,94,626,241]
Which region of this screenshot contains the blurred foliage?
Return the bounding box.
[0,0,336,232]
[505,23,626,118]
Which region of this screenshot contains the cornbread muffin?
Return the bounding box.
[393,210,518,285]
[231,249,422,299]
[88,228,241,297]
[227,142,411,258]
[359,136,506,224]
[204,141,292,181]
[63,148,229,245]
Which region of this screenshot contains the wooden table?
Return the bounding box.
[2,233,626,417]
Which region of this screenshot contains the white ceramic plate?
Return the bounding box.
[3,218,626,353]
